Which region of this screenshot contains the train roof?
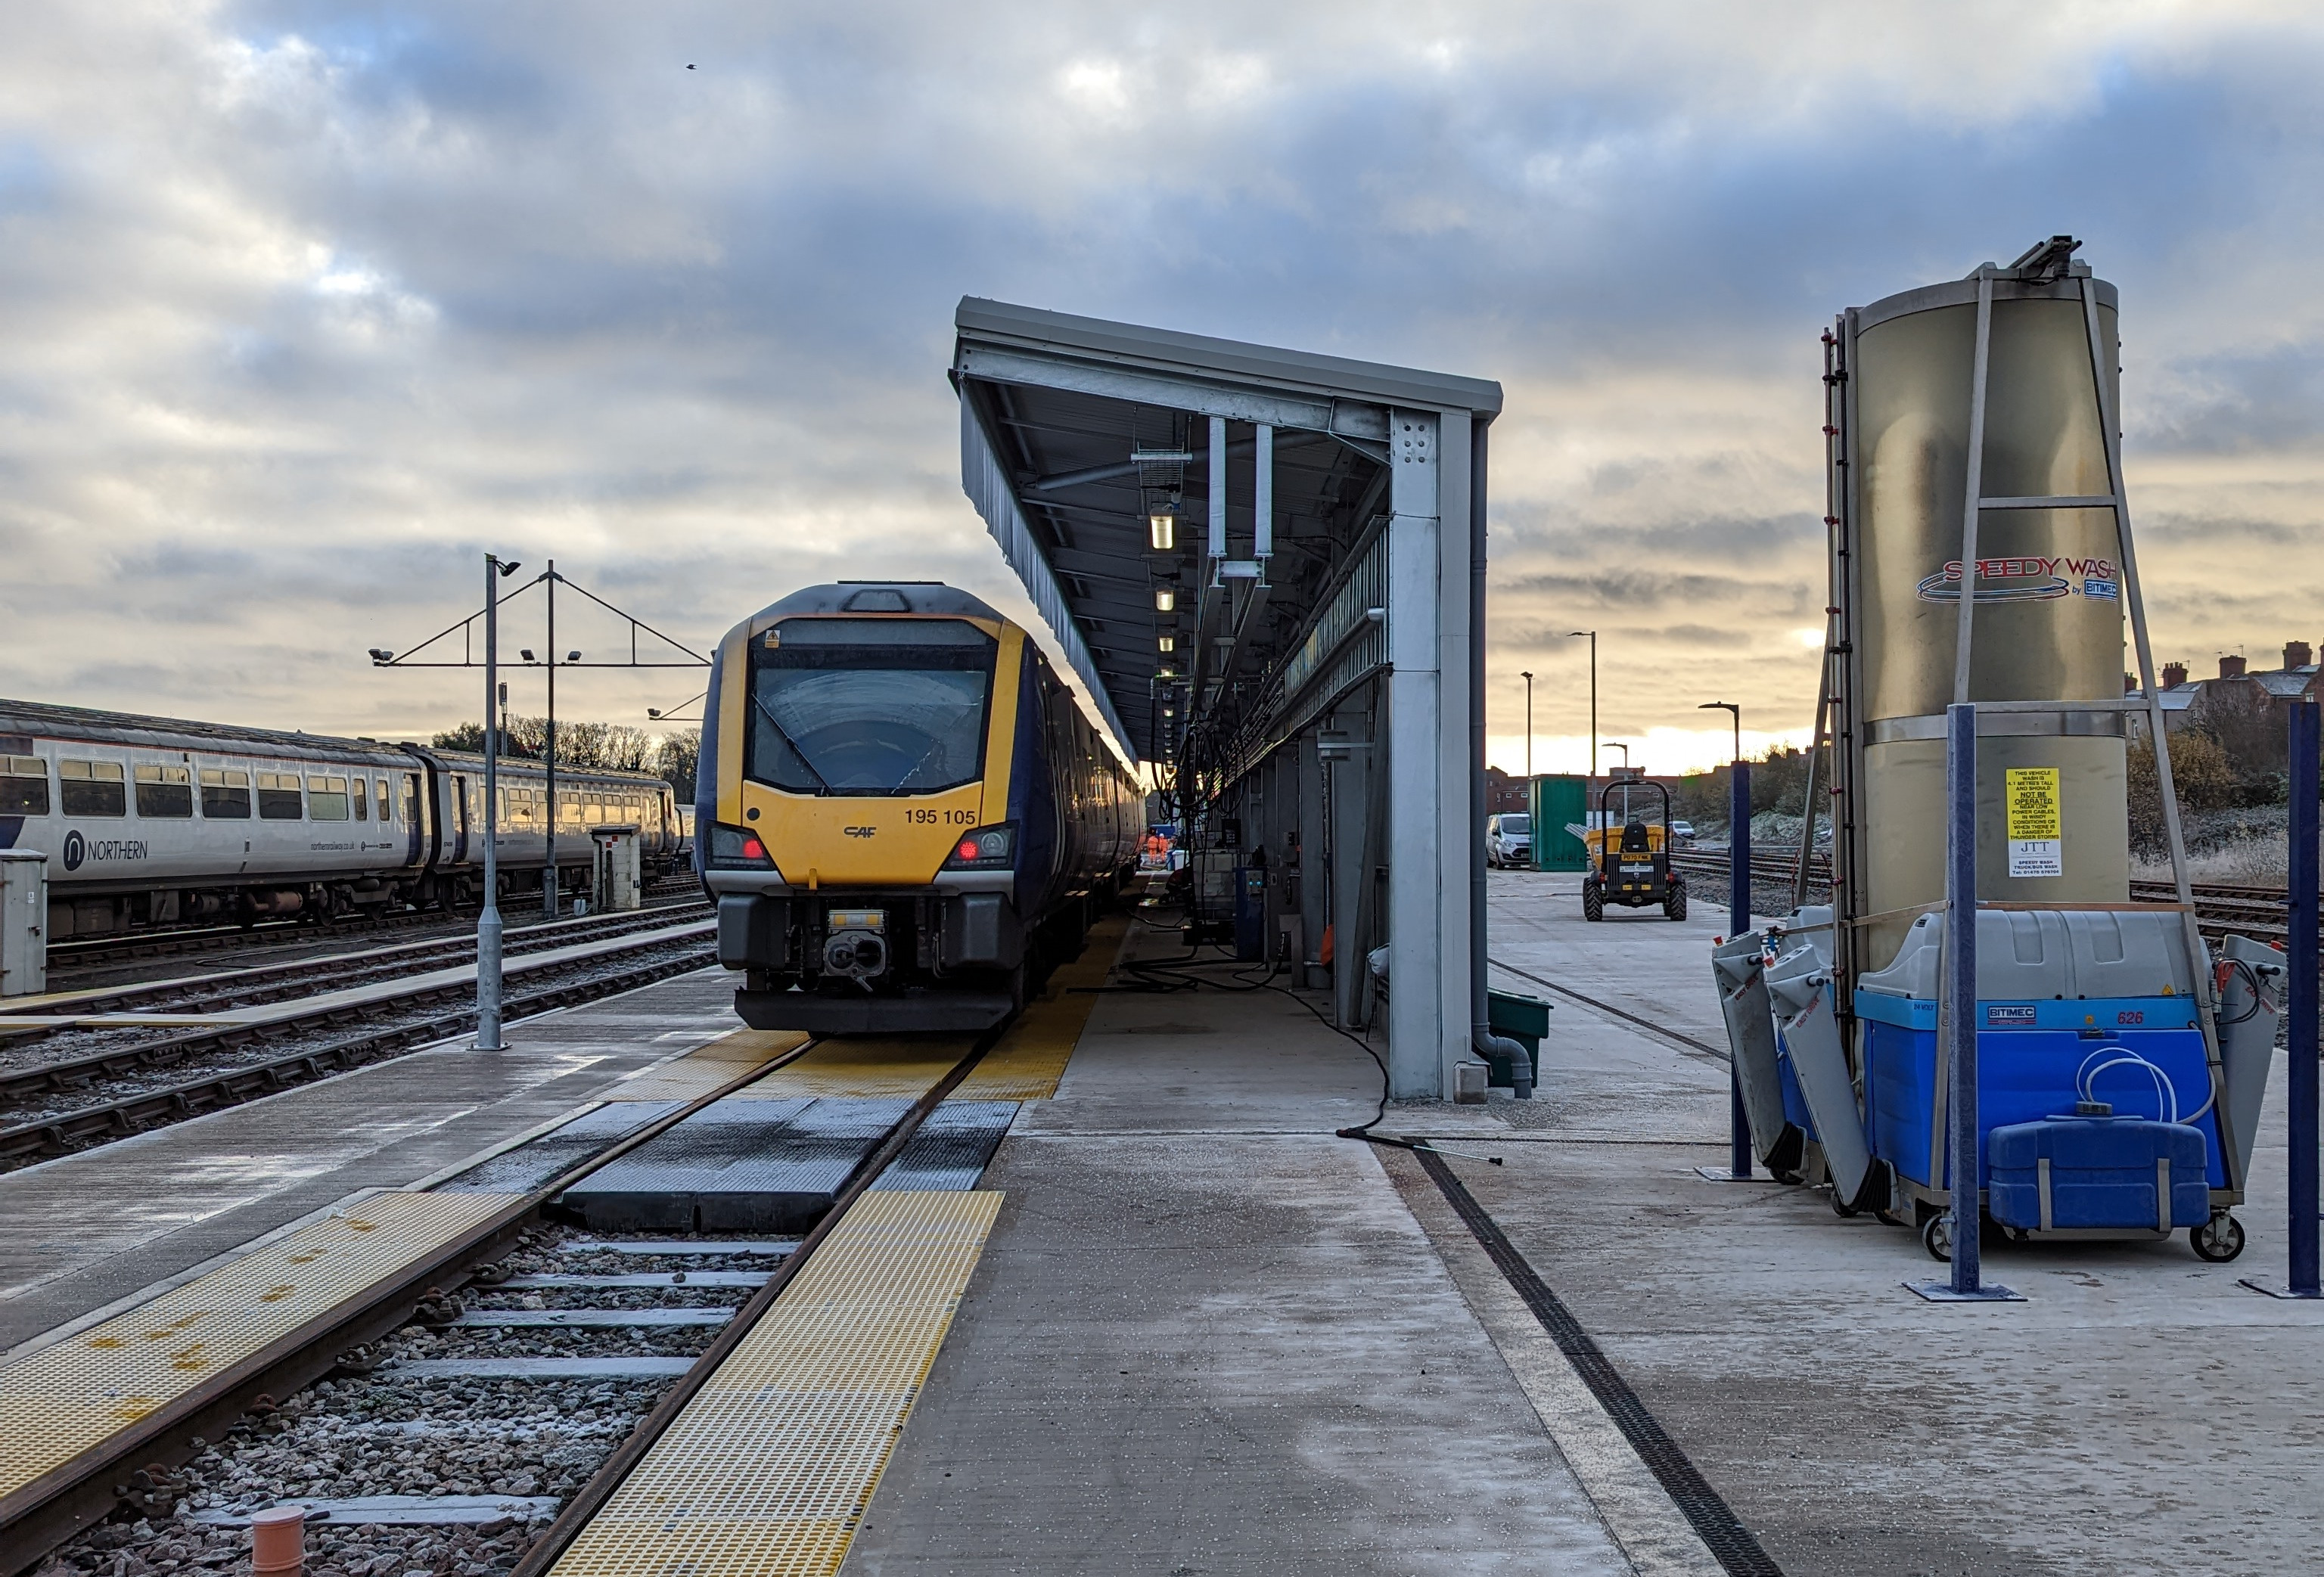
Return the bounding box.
[745,582,1005,623]
[0,697,412,764]
[429,750,672,787]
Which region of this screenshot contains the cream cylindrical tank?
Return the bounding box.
[1841,262,2128,970]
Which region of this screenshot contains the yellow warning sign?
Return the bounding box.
[2005,767,2062,877]
[2006,768,2061,840]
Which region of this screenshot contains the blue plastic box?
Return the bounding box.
[1987,1116,2211,1233]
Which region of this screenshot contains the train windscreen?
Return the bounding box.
[749,618,996,795]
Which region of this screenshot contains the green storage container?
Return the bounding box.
[1529,774,1589,871]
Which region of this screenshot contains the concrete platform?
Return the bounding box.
[844,917,1639,1575]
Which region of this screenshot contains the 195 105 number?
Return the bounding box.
[906,809,979,825]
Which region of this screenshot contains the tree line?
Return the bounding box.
[432,717,701,799]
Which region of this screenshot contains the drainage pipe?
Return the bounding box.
[1468,421,1534,1097]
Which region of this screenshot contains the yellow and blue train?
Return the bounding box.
[698,582,1142,1032]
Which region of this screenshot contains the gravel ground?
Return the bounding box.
[31,1229,792,1577]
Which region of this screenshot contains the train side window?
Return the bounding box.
[307,775,350,820]
[59,759,126,817]
[377,778,393,822]
[353,776,368,820]
[0,756,48,816]
[402,774,420,827]
[134,764,194,818]
[257,771,303,819]
[200,768,252,818]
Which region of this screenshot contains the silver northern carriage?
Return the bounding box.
[0,700,679,939]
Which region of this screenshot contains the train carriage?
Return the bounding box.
[698,582,1140,1032]
[0,700,680,939]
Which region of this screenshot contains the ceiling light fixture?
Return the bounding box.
[1148,512,1176,551]
[1157,635,1176,653]
[1154,587,1176,613]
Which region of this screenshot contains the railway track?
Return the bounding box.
[0,917,718,1170]
[8,900,710,1032]
[1667,849,2320,953]
[44,877,704,979]
[1,1030,996,1577]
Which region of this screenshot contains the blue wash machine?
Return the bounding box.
[1718,906,2284,1262]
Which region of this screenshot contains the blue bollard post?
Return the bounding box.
[1911,703,2018,1299]
[2290,700,2319,1298]
[1947,703,1982,1295]
[1729,760,1754,1178]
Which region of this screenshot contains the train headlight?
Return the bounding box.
[942,823,1017,870]
[707,823,777,869]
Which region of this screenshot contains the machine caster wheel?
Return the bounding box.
[1582,882,1604,923]
[1922,1212,1954,1263]
[2191,1212,2246,1263]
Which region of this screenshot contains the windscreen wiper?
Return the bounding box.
[751,693,834,794]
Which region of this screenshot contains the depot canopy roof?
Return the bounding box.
[952,298,1502,765]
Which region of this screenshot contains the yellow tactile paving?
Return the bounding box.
[548,1189,1003,1577]
[604,1029,812,1101]
[745,1036,977,1100]
[955,912,1124,1100]
[0,1191,520,1498]
[735,913,1128,1104]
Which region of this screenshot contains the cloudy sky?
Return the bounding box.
[4,1,2322,775]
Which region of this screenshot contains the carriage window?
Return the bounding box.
[258,771,303,819]
[0,756,48,816]
[306,775,350,820]
[402,774,420,827]
[59,759,127,817]
[200,768,252,818]
[748,617,996,795]
[353,776,368,820]
[377,778,393,822]
[134,764,194,818]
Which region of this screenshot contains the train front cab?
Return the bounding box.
[704,599,1029,1032]
[700,588,1104,1034]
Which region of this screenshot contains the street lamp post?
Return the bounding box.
[1605,741,1630,771]
[1698,700,1741,767]
[478,553,522,1051]
[1521,671,1534,779]
[1567,632,1596,780]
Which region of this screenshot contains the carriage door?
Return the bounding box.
[402,774,424,866]
[452,778,470,864]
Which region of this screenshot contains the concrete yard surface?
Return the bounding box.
[1468,867,2324,1576]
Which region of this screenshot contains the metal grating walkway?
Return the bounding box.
[0,1191,517,1499]
[549,1189,1003,1577]
[867,1101,1020,1191]
[437,1103,680,1194]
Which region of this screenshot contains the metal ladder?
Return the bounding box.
[1949,238,2241,1194]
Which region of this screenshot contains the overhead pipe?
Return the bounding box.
[1468,420,1533,1097]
